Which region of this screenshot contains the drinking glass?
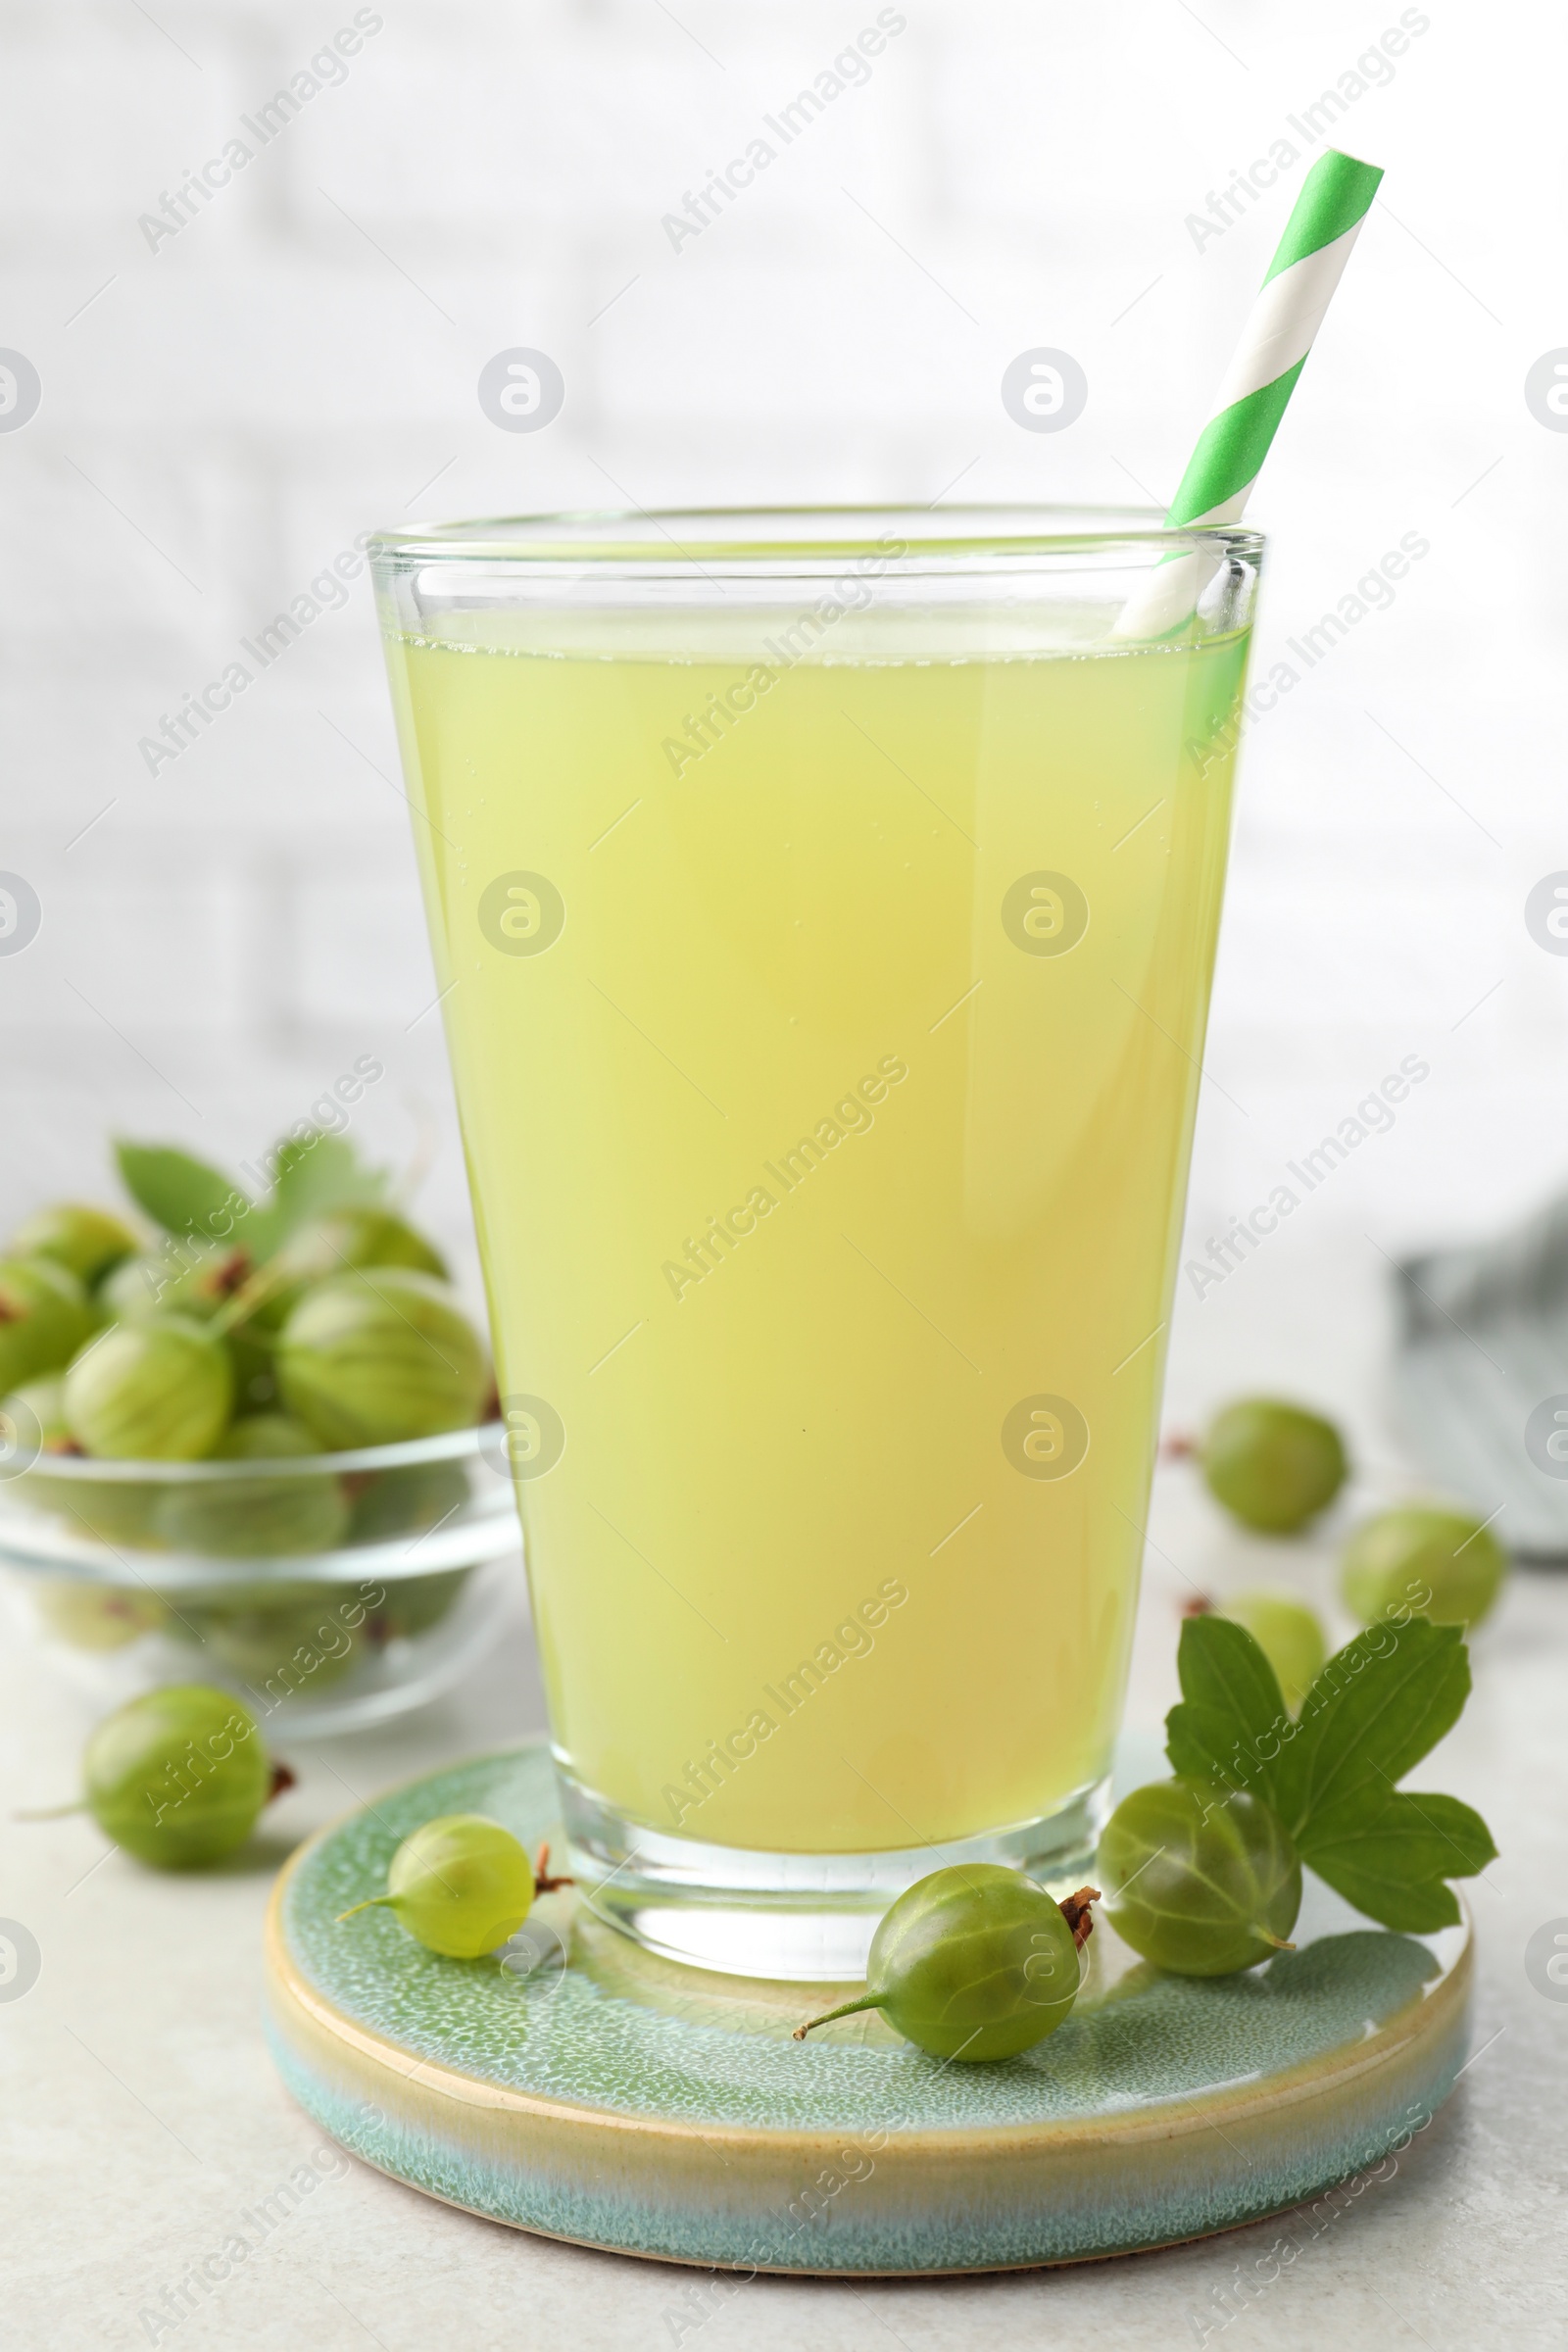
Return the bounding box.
[371,507,1259,1978]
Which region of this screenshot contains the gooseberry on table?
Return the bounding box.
[1340,1502,1506,1631]
[337,1815,570,1958]
[1185,1396,1348,1535]
[1096,1778,1300,1977]
[794,1865,1097,2062]
[1194,1591,1327,1716]
[22,1685,292,1868]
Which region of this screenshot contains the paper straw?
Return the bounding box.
[1114,147,1384,640]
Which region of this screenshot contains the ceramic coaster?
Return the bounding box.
[265,1742,1471,2275]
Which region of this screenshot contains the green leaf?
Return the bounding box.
[1301,1787,1496,1931]
[241,1132,389,1261]
[1272,1619,1472,1844]
[1164,1614,1293,1814]
[274,1131,387,1227]
[115,1142,246,1242]
[1307,1857,1462,1936]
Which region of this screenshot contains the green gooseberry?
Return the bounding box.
[277,1271,488,1447]
[10,1202,139,1285]
[64,1316,234,1460]
[1198,1397,1348,1535]
[250,1208,449,1334]
[794,1866,1095,2062]
[1,1378,162,1545]
[1206,1591,1327,1715]
[2,1373,73,1460]
[0,1256,96,1392]
[51,1480,164,1549]
[27,1686,291,1868]
[154,1413,350,1558]
[1097,1778,1300,1977]
[99,1241,253,1326]
[31,1576,168,1652]
[190,1588,364,1691]
[1340,1503,1506,1630]
[346,1458,470,1544]
[337,1814,568,1958]
[375,1566,472,1639]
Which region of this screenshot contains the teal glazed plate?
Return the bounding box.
[265,1744,1471,2275]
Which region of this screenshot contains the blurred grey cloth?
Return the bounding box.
[1393,1193,1568,1558]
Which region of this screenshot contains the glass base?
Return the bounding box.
[559,1766,1112,1981]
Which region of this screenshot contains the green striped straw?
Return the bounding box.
[1115,146,1384,639]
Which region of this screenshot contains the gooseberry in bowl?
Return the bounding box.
[2,1373,166,1545]
[0,1256,97,1394]
[9,1202,138,1286]
[249,1207,448,1333]
[373,1565,473,1639]
[277,1270,488,1447]
[153,1413,350,1557]
[185,1587,366,1691]
[63,1316,234,1460]
[346,1457,470,1544]
[98,1240,252,1326]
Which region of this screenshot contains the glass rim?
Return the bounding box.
[368,503,1266,575]
[0,1421,505,1485]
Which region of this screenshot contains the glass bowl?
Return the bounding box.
[0,1424,520,1734]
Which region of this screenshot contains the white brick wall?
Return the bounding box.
[0,0,1560,1294]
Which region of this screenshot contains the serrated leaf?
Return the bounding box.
[1272,1619,1472,1843]
[1164,1614,1293,1813]
[1300,1788,1496,1933]
[241,1132,389,1260]
[274,1131,387,1226]
[115,1142,246,1242]
[1306,1857,1463,1936]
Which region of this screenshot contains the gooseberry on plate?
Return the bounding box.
[794,1865,1096,2062]
[337,1814,569,1958]
[1097,1778,1300,1977]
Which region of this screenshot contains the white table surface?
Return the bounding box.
[4,1232,1565,2351]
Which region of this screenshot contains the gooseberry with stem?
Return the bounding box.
[336,1815,572,1959]
[20,1685,293,1869]
[794,1865,1097,2062]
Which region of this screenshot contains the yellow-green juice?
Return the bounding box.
[383,595,1246,1865]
